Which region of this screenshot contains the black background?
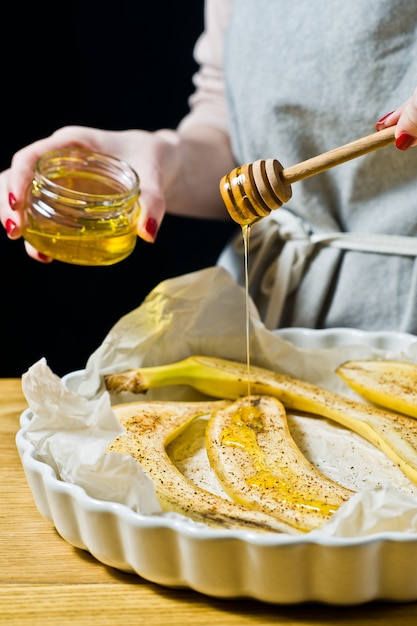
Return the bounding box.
[0,3,237,377]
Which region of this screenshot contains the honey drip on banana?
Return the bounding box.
[220,404,338,515]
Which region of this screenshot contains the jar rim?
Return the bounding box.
[35,147,140,202]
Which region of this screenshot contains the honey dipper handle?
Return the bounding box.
[281,126,396,185]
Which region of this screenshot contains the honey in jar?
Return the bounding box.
[22,148,140,266]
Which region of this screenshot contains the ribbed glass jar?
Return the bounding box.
[22,148,140,266]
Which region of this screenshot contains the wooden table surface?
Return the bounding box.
[2,377,417,625]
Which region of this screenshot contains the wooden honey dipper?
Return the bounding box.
[220,126,396,225]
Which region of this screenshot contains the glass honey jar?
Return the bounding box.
[22,147,141,266]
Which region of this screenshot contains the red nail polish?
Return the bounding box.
[396,132,415,151]
[38,252,50,262]
[8,192,17,210]
[5,218,17,235]
[144,217,158,240]
[376,111,395,125]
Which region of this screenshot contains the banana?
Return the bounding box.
[336,359,417,418]
[104,355,417,486]
[205,395,352,532]
[108,399,304,534]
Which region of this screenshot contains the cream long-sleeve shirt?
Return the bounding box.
[179,0,232,135]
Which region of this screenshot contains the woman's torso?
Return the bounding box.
[223,0,417,332]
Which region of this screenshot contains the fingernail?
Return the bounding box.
[8,192,17,210]
[37,252,51,262]
[5,218,17,236]
[144,216,158,240]
[396,132,416,151]
[376,111,395,126]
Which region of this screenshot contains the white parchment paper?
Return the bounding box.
[21,265,417,536]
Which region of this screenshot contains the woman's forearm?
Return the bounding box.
[158,125,236,220]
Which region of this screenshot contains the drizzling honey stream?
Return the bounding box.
[242,224,251,396]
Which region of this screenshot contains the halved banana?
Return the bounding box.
[206,395,352,532]
[104,355,417,486]
[336,359,417,418]
[108,399,304,534]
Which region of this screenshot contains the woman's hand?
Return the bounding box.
[376,86,417,151]
[0,124,235,261]
[0,126,180,261]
